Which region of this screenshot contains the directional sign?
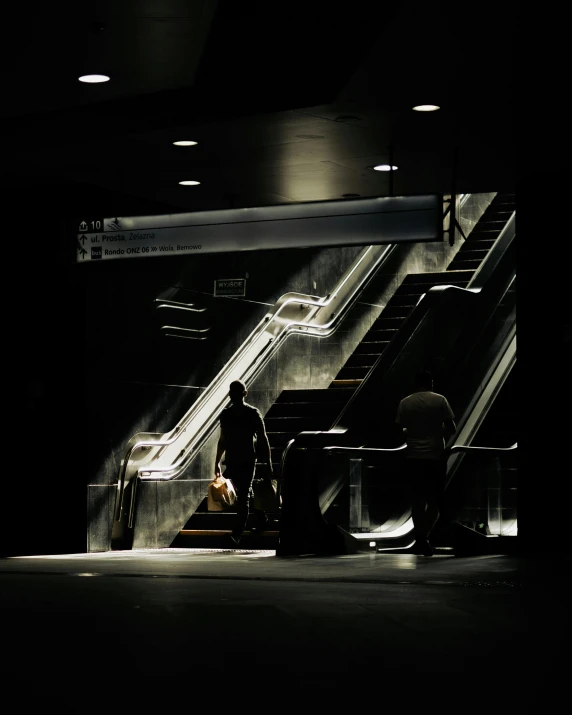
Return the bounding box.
[214,278,246,297]
[74,195,443,263]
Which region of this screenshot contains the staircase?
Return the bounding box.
[172,192,515,549]
[172,510,281,550]
[266,193,515,471]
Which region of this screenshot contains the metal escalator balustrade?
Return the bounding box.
[277,194,515,555]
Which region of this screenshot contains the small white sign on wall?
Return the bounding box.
[214,278,246,297]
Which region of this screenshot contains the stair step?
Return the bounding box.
[379,305,413,319]
[401,270,473,284]
[371,314,406,327]
[265,416,337,432]
[483,209,514,221]
[365,329,399,341]
[266,402,346,418]
[452,248,490,259]
[466,228,503,242]
[445,261,483,273]
[275,388,356,403]
[354,340,391,353]
[172,530,280,549]
[185,510,280,525]
[179,529,280,537]
[344,353,382,367]
[329,379,363,388]
[463,237,496,249]
[446,259,481,271]
[385,294,419,308]
[336,366,371,379]
[477,217,512,228]
[484,197,515,209]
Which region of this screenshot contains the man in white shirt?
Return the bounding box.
[395,370,456,555]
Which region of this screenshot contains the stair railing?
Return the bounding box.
[114,242,400,526]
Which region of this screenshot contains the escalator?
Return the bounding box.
[264,193,515,479]
[275,195,516,556]
[351,273,518,555]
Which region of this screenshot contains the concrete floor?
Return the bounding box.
[0,547,561,706]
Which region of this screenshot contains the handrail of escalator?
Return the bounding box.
[278,437,517,514]
[448,443,517,455]
[279,440,516,499]
[284,440,517,462]
[279,437,407,484]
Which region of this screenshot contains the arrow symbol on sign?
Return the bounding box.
[77,238,88,259]
[80,234,87,244]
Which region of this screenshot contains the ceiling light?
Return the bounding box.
[412,104,440,112]
[178,180,201,186]
[373,165,398,171]
[173,140,198,146]
[78,74,110,83]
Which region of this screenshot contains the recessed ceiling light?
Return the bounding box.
[78,74,110,83]
[178,180,201,186]
[373,165,398,171]
[412,104,440,112]
[173,140,198,146]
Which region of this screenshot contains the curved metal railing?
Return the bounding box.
[114,242,399,523]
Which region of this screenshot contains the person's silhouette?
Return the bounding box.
[395,370,456,555]
[214,380,273,546]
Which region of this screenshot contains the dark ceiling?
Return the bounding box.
[2,0,516,218]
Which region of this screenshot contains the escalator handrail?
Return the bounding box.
[448,443,517,455]
[278,439,516,518]
[284,441,517,461]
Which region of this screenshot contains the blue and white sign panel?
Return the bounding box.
[75,195,442,263]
